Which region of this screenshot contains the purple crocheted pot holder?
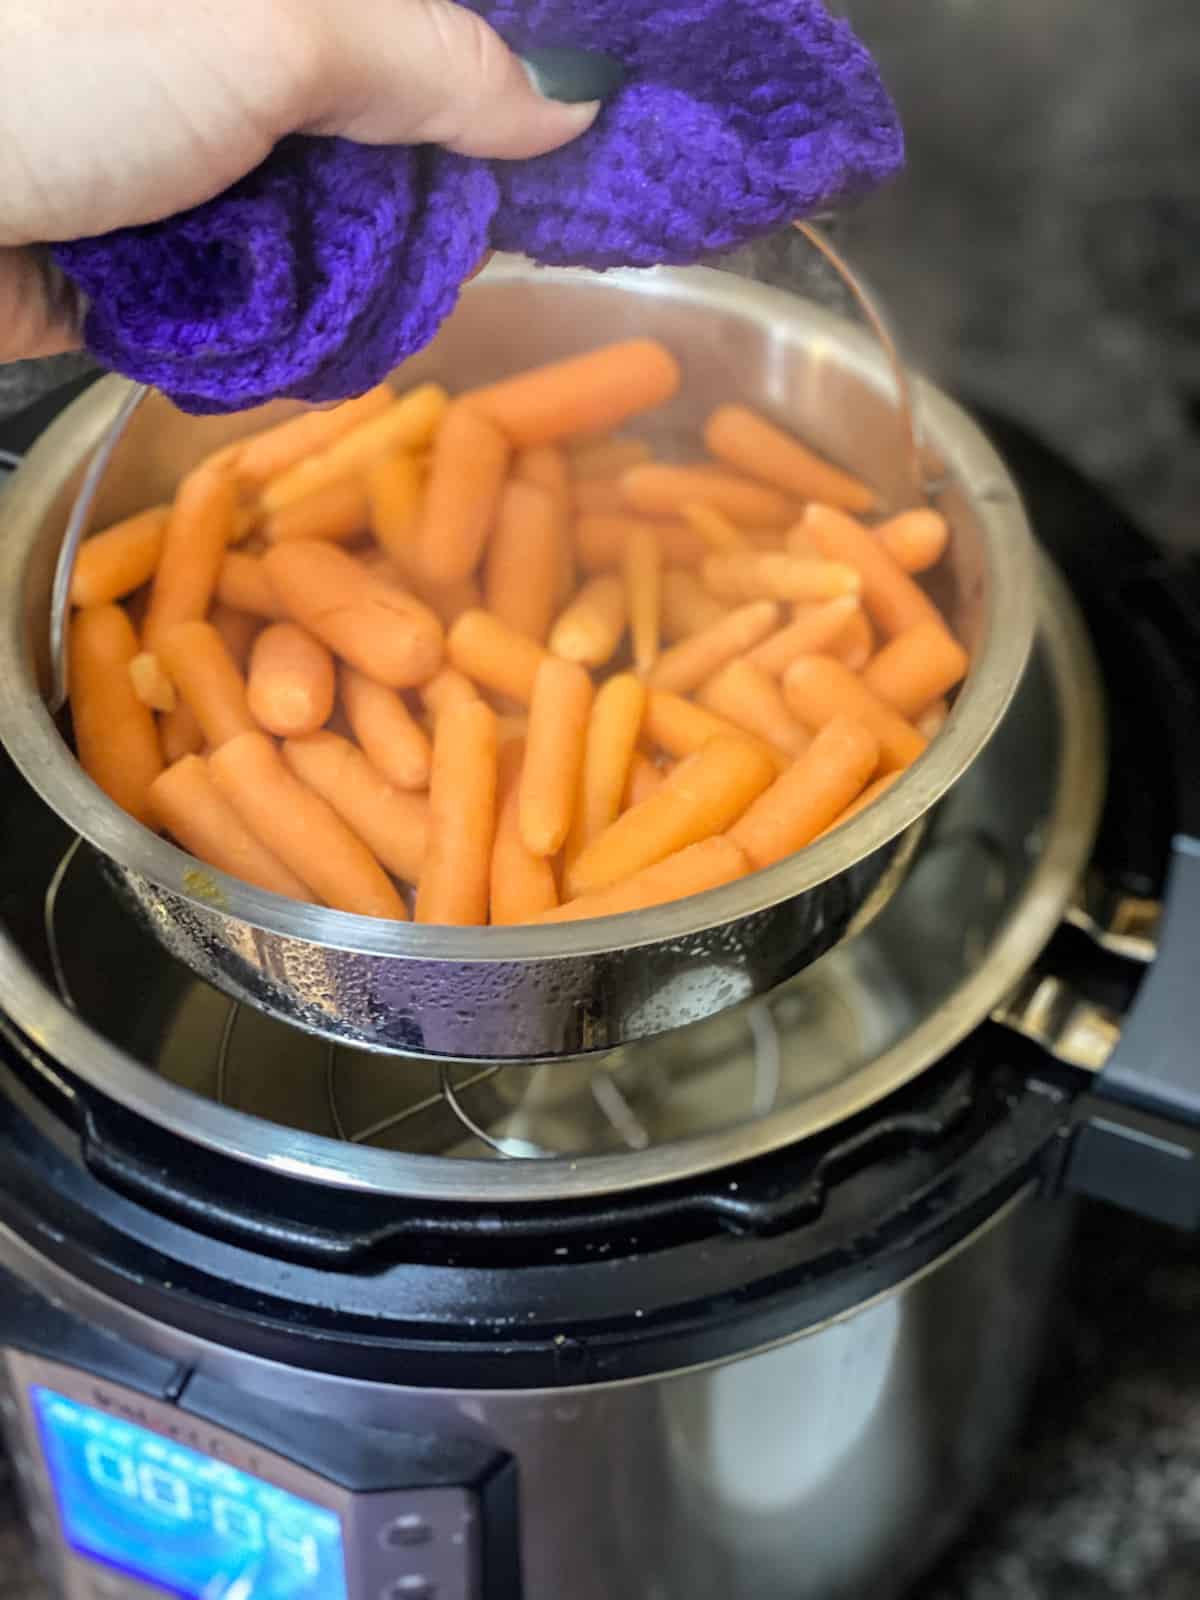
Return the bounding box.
[52,0,902,414]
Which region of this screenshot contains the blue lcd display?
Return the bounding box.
[30,1387,348,1600]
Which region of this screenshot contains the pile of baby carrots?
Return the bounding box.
[67,335,967,927]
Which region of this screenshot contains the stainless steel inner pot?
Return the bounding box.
[0,258,1036,1061]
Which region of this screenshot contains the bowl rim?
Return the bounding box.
[0,258,1037,964]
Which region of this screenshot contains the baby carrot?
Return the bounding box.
[282,732,429,886]
[575,513,704,573]
[69,605,163,826]
[215,553,286,620]
[148,756,312,900]
[142,465,238,651]
[803,504,942,638]
[862,618,969,718]
[363,454,421,563]
[160,701,204,764]
[262,478,369,545]
[783,656,928,773]
[566,733,777,897]
[817,771,900,838]
[569,436,652,479]
[341,666,432,791]
[647,601,780,694]
[660,568,727,641]
[129,652,176,714]
[157,621,256,749]
[230,386,394,487]
[729,717,881,868]
[874,508,950,574]
[209,604,261,670]
[624,522,662,675]
[680,500,749,551]
[568,673,647,864]
[917,699,950,740]
[701,551,861,605]
[420,666,480,723]
[446,610,547,705]
[513,444,574,603]
[699,658,809,757]
[549,575,627,667]
[259,385,448,514]
[462,339,681,447]
[538,837,749,923]
[624,752,668,809]
[621,464,793,528]
[419,403,511,585]
[263,541,443,688]
[744,596,862,677]
[395,569,483,629]
[490,740,559,925]
[704,403,876,514]
[484,480,561,642]
[830,607,875,672]
[643,690,787,772]
[416,698,499,925]
[520,657,593,857]
[71,506,168,607]
[572,478,627,517]
[247,622,336,738]
[210,732,407,918]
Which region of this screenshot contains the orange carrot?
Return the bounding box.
[129,652,176,714]
[729,717,881,868]
[230,386,395,487]
[643,690,787,772]
[803,504,942,638]
[817,771,900,838]
[916,698,950,740]
[624,522,661,675]
[700,551,861,605]
[420,666,481,723]
[572,478,627,517]
[575,513,704,573]
[874,508,950,574]
[566,733,777,897]
[341,666,432,790]
[680,500,749,551]
[513,444,574,603]
[861,618,969,718]
[623,752,668,809]
[149,756,312,900]
[698,658,809,757]
[263,541,443,688]
[418,402,512,584]
[568,672,647,863]
[704,404,876,513]
[462,340,681,447]
[210,732,407,918]
[783,656,928,773]
[785,523,821,559]
[446,610,547,705]
[209,604,261,670]
[660,568,728,641]
[744,596,862,677]
[537,837,749,923]
[484,480,561,642]
[282,732,429,886]
[247,622,336,738]
[621,464,793,528]
[415,698,499,925]
[215,553,286,620]
[160,702,204,764]
[259,385,448,514]
[490,739,559,925]
[157,621,256,749]
[394,569,482,629]
[569,436,652,479]
[262,478,369,545]
[69,605,163,825]
[647,601,779,694]
[142,466,238,651]
[520,658,593,857]
[548,575,627,667]
[366,453,423,562]
[71,507,169,607]
[829,607,874,672]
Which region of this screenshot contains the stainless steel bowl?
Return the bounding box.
[0,258,1036,1060]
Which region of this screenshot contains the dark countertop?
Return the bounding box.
[1,1,1197,1595]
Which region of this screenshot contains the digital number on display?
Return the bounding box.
[30,1387,348,1600]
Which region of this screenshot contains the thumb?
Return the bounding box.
[0,248,84,362]
[301,0,601,160]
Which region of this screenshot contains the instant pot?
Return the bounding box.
[1,357,1199,1600]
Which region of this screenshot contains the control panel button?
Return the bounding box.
[382,1580,437,1600]
[380,1513,434,1548]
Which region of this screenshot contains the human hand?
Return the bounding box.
[1,0,598,361]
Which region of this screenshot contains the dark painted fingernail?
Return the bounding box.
[520,47,627,104]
